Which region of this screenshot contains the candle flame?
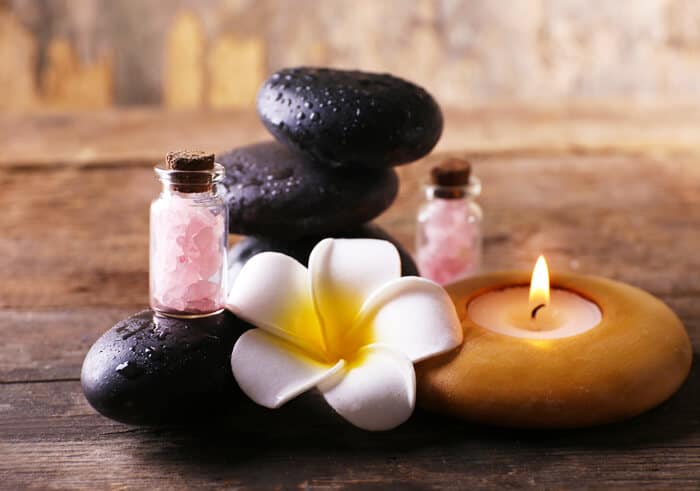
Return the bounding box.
[529,255,550,315]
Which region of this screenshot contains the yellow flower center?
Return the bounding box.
[279,289,376,366]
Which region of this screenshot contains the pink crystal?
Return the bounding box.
[150,195,226,315]
[417,199,481,285]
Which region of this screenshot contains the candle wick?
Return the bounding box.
[531,304,546,319]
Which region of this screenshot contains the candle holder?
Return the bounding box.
[416,270,692,429]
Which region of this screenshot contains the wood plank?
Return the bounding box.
[0,376,699,490]
[0,147,700,489]
[2,154,699,311]
[2,113,700,488]
[0,308,137,383]
[0,109,269,168]
[1,296,695,385]
[0,165,154,309]
[2,105,700,168]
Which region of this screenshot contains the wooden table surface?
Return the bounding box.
[1,106,699,490]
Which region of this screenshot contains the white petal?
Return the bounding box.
[226,252,325,355]
[309,239,401,351]
[352,277,463,362]
[231,329,344,408]
[319,345,415,431]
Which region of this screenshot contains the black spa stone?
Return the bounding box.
[219,141,399,238]
[257,67,443,169]
[81,310,251,425]
[228,223,419,285]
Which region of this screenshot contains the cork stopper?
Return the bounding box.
[430,158,472,198]
[165,151,216,193]
[431,158,472,187]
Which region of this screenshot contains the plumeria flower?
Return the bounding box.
[226,238,463,431]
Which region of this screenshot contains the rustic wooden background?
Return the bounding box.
[0,105,699,489]
[1,0,700,488]
[3,0,700,111]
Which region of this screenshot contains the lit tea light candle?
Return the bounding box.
[468,256,602,339]
[416,257,692,429]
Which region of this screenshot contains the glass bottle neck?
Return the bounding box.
[425,175,481,200]
[159,182,216,197]
[154,163,225,196]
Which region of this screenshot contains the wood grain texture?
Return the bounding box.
[1,370,699,490]
[2,154,699,311]
[0,109,698,489]
[0,308,137,383]
[2,104,700,168]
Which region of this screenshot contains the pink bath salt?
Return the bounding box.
[417,248,479,285]
[417,199,481,285]
[192,227,222,278]
[150,194,225,315]
[183,280,220,312]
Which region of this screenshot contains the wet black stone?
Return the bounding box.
[228,223,419,284]
[220,141,399,238]
[257,67,443,169]
[81,310,252,425]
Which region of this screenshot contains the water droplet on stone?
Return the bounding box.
[144,346,163,361]
[115,361,143,380]
[304,101,313,109]
[275,92,283,101]
[310,112,319,121]
[296,112,305,120]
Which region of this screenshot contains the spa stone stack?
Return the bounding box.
[225,67,443,280]
[81,67,443,426]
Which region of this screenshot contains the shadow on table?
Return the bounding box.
[130,353,699,474]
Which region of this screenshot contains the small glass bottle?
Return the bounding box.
[150,151,228,318]
[416,158,482,285]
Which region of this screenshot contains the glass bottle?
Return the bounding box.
[150,151,228,318]
[416,158,482,285]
